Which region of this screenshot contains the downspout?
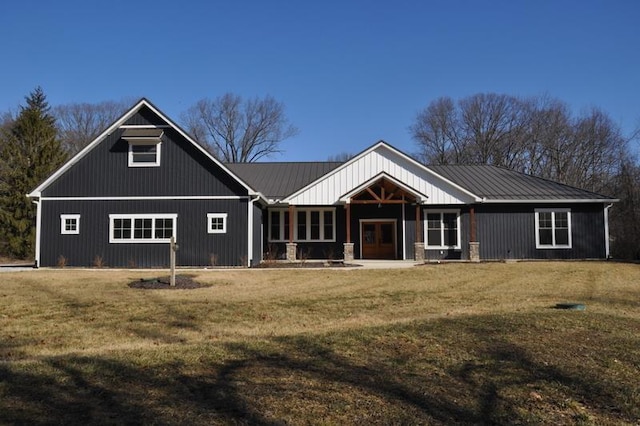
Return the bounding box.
[31,197,41,268]
[604,203,613,259]
[247,195,260,267]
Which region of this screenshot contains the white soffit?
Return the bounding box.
[284,143,479,205]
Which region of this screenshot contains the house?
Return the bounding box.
[28,99,617,267]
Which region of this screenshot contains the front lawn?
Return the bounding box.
[1,262,639,424]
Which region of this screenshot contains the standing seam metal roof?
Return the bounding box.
[225,162,344,199]
[227,161,614,202]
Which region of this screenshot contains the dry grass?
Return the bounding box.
[1,262,639,424]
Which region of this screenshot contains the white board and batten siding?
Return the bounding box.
[284,144,479,206]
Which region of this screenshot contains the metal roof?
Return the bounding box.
[227,160,614,203]
[226,162,343,200]
[427,164,613,201]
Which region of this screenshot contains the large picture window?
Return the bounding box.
[424,210,461,249]
[535,209,571,249]
[268,208,335,242]
[109,214,177,243]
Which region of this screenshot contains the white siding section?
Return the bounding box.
[286,146,476,205]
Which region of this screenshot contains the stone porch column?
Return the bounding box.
[469,241,480,262]
[414,242,425,262]
[343,243,354,262]
[286,243,297,261]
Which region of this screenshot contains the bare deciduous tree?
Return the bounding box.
[327,152,355,162]
[181,93,298,162]
[54,100,130,154]
[411,93,628,192]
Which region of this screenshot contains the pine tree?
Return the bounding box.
[0,87,67,259]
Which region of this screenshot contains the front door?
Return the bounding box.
[361,221,396,259]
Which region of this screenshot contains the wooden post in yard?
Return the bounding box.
[170,236,177,287]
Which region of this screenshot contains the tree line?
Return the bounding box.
[0,88,638,260]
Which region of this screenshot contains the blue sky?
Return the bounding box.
[1,0,639,161]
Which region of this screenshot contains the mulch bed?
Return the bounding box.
[128,275,211,290]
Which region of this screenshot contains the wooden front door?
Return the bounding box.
[361,221,396,259]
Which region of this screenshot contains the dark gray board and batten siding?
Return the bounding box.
[475,203,607,260]
[39,107,256,267]
[42,129,248,198]
[41,199,249,267]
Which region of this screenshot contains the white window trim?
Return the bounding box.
[128,141,162,167]
[268,209,289,242]
[294,208,336,242]
[109,213,177,243]
[207,213,228,234]
[424,209,461,250]
[268,208,336,242]
[60,214,80,235]
[535,208,572,249]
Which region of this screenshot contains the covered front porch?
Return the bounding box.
[276,175,428,262]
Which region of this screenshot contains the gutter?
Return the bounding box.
[30,196,41,268]
[247,195,261,267]
[604,203,613,259]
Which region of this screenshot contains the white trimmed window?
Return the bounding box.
[269,209,290,242]
[268,208,335,242]
[122,128,164,167]
[207,213,227,234]
[128,142,161,167]
[424,210,461,249]
[60,214,80,235]
[535,208,571,249]
[109,214,177,243]
[296,209,335,242]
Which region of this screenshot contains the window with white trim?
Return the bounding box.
[268,208,335,242]
[128,142,161,167]
[60,214,80,235]
[424,210,461,249]
[109,214,177,243]
[269,210,290,242]
[207,213,227,234]
[535,209,571,249]
[296,209,335,242]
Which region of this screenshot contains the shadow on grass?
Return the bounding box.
[1,314,639,424]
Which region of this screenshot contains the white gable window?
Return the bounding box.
[424,210,461,249]
[60,214,80,235]
[207,213,227,234]
[109,214,177,243]
[122,128,164,167]
[535,208,572,249]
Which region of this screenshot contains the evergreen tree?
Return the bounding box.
[0,87,67,259]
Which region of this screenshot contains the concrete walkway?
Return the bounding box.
[350,260,422,269]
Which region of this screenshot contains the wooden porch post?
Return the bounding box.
[415,204,421,243]
[288,204,294,243]
[414,203,424,261]
[346,203,351,244]
[470,206,476,243]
